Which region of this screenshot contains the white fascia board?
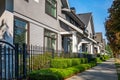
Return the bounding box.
[60,31,75,35]
[86,37,97,44]
[62,8,71,12]
[58,16,83,35]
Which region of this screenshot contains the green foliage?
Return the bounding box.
[28,52,52,70]
[28,69,59,80]
[50,58,88,68]
[105,0,120,57]
[95,57,102,63]
[106,45,113,56]
[81,58,88,63]
[28,62,96,80]
[72,58,81,66]
[50,59,72,68]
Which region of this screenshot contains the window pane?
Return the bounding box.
[51,7,56,17]
[45,0,56,18]
[44,29,57,50]
[14,19,27,45]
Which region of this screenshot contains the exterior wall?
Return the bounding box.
[14,0,62,31]
[13,0,64,50]
[14,12,62,50]
[103,39,106,50]
[95,33,103,43]
[29,23,44,46]
[87,19,94,38]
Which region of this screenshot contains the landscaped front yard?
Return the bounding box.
[28,55,110,80]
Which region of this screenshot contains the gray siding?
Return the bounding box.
[14,0,62,31]
[30,23,44,46]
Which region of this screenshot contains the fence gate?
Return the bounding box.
[0,41,25,80]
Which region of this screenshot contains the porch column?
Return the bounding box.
[90,43,93,54]
[72,31,78,53]
[97,46,100,53]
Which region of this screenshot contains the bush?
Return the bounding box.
[99,55,110,61]
[95,57,102,63]
[81,58,88,63]
[28,52,52,70]
[50,59,72,68]
[28,62,96,80]
[72,58,81,66]
[50,58,88,68]
[28,69,59,80]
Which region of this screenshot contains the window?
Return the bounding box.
[44,29,57,50]
[14,18,28,45]
[45,0,57,18]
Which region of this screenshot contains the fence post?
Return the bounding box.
[23,43,27,79]
[15,43,19,79]
[0,45,2,79]
[52,49,54,59]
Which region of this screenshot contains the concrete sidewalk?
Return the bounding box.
[66,58,118,80]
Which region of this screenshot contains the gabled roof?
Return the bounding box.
[77,13,92,27]
[77,13,95,34]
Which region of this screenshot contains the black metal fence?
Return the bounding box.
[0,41,16,80]
[0,41,96,79]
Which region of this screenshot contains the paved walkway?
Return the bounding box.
[66,58,118,80]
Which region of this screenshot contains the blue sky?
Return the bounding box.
[68,0,113,39]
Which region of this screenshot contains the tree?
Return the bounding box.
[105,44,113,57]
[105,0,120,57]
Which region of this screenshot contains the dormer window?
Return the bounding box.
[45,0,57,18]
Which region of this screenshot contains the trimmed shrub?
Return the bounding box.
[28,69,59,80]
[28,62,96,80]
[50,58,88,68]
[50,59,72,68]
[81,58,88,63]
[96,57,102,63]
[71,58,81,66]
[99,55,110,61]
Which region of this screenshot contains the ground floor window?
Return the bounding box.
[14,18,28,45]
[44,29,57,50]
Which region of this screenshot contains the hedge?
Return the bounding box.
[28,62,96,80]
[50,58,88,68]
[100,55,110,61]
[28,70,59,80]
[95,57,102,63]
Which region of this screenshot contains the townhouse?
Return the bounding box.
[77,13,97,54]
[0,0,104,54]
[0,0,84,53]
[94,32,106,54]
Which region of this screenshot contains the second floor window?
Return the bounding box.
[45,0,57,18]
